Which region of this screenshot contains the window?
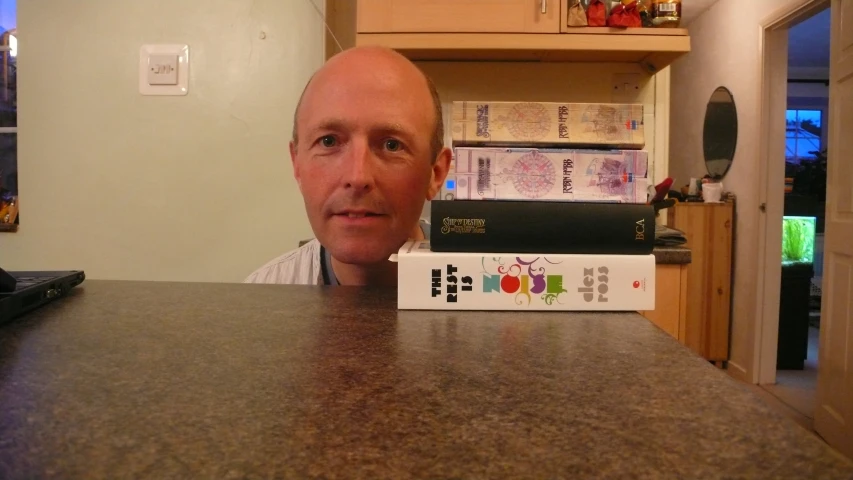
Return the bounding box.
[0,0,16,229]
[786,109,822,164]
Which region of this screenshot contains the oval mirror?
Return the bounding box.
[703,87,738,179]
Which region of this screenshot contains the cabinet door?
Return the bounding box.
[668,203,733,362]
[357,0,561,33]
[640,264,686,340]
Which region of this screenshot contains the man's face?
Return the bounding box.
[291,61,444,265]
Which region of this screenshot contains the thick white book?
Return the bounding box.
[393,240,655,311]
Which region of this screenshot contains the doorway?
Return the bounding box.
[756,0,853,458]
[761,6,831,427]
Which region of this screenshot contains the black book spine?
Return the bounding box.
[430,200,655,255]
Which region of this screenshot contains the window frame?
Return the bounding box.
[785,108,824,164]
[0,28,17,232]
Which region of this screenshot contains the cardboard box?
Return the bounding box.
[451,101,645,149]
[451,147,649,203]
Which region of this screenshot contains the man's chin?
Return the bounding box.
[327,244,398,266]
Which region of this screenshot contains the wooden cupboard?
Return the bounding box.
[667,202,735,366]
[325,0,691,70]
[357,0,561,34]
[641,264,688,342]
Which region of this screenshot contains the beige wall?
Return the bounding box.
[2,1,667,284]
[0,0,325,282]
[670,0,814,382]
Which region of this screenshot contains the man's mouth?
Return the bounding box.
[334,210,384,219]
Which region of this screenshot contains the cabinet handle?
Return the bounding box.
[541,0,547,14]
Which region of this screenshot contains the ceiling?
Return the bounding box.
[680,0,720,26]
[788,8,831,69]
[678,0,830,72]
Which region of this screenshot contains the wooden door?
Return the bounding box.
[357,0,561,33]
[815,0,853,459]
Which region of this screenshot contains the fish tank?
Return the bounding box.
[781,216,816,266]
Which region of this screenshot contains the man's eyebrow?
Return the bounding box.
[305,120,416,141]
[310,119,349,133]
[372,122,415,139]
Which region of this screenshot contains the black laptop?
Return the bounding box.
[0,267,86,324]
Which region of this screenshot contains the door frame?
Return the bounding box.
[755,0,831,385]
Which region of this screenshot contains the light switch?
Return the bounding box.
[139,44,189,96]
[147,54,178,85]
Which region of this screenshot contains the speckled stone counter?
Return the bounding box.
[653,245,691,264]
[0,281,850,479]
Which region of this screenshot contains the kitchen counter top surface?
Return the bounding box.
[0,280,849,479]
[653,245,691,264]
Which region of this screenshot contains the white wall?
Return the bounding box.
[669,0,816,382]
[0,0,325,282]
[788,81,829,98]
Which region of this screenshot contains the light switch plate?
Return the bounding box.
[139,44,189,95]
[147,54,178,85]
[611,73,641,103]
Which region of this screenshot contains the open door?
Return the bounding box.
[814,0,853,458]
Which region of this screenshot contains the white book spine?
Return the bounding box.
[396,241,656,311]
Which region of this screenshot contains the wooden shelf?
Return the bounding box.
[560,27,688,35]
[353,30,690,72]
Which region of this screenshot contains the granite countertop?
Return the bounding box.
[0,281,849,479]
[653,245,691,264]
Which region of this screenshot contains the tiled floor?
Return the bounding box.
[754,326,820,435]
[761,326,819,418]
[744,383,815,433]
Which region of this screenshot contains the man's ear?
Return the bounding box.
[290,141,302,192]
[426,147,452,200]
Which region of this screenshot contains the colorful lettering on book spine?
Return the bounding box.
[426,255,617,307]
[481,256,567,306]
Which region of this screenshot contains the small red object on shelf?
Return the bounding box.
[607,0,643,28]
[649,177,673,205]
[587,0,607,27]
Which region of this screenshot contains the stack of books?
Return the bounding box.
[394,101,657,312]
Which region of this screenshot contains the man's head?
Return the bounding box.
[290,46,451,267]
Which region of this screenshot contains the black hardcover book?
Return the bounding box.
[430,200,656,255]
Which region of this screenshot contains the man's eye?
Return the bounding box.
[320,136,337,147]
[384,139,402,152]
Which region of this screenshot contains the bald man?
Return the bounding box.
[244,46,451,286]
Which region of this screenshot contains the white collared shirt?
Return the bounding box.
[243,219,430,285]
[243,239,324,285]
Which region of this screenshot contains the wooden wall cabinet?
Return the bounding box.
[357,0,561,34]
[326,0,691,71]
[667,202,735,365]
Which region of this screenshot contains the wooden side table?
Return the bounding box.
[667,201,735,366]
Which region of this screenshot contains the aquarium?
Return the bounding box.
[781,216,816,266]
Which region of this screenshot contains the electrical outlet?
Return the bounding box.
[611,73,641,103]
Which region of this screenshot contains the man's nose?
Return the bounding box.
[341,139,376,192]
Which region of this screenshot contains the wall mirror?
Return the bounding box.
[703,86,738,179]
